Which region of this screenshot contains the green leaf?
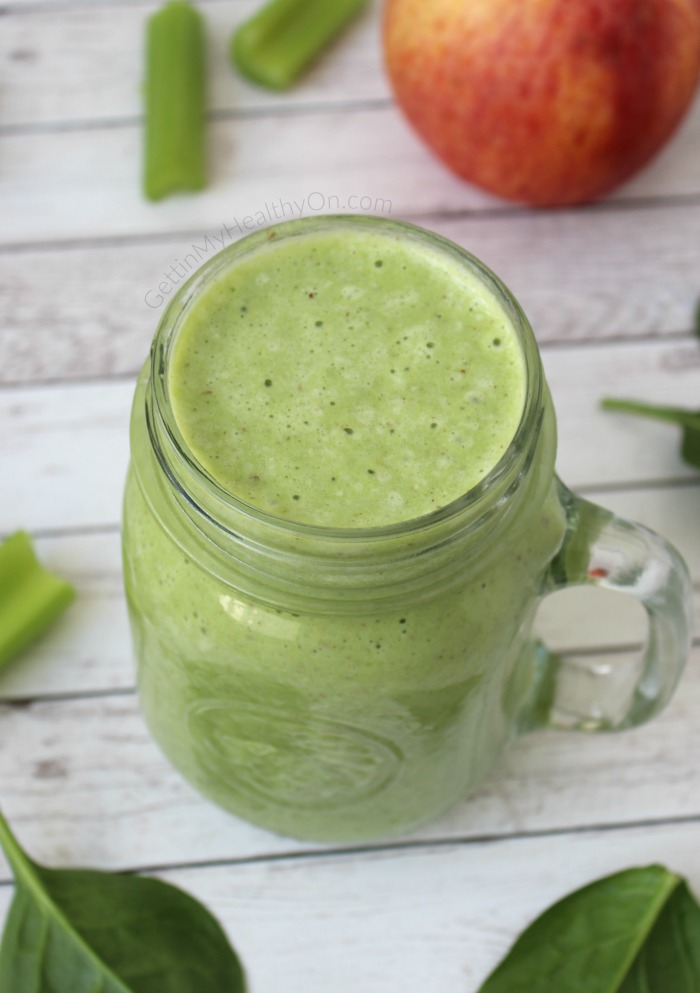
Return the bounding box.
[0,531,75,673]
[617,879,700,993]
[477,865,700,993]
[601,398,700,471]
[681,418,700,468]
[0,810,245,993]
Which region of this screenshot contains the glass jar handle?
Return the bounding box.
[525,479,693,732]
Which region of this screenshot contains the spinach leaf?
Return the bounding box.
[601,399,700,471]
[0,810,245,993]
[477,865,700,993]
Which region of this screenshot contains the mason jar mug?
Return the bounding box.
[122,216,692,842]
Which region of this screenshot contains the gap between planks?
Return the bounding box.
[1,0,237,13]
[0,99,395,140]
[1,810,699,890]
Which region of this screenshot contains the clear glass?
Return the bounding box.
[122,216,693,842]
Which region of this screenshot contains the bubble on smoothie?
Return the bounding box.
[341,285,365,301]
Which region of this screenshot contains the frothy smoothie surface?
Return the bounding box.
[168,226,526,528]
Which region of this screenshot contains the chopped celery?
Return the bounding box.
[0,532,75,672]
[144,0,206,201]
[231,0,368,91]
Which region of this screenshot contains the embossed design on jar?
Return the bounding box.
[186,699,404,810]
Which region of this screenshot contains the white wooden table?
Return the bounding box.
[1,2,700,988]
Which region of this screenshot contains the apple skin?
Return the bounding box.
[383,0,700,206]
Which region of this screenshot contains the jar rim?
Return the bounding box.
[148,214,543,545]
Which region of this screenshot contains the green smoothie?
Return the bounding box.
[168,227,525,527]
[123,217,565,841]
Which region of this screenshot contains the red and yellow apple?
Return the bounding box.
[383,0,700,206]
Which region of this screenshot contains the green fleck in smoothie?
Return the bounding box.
[168,227,526,527]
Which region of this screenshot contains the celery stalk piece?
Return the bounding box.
[0,532,75,672]
[144,0,206,201]
[231,0,368,91]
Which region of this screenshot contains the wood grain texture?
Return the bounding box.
[0,810,698,993]
[2,201,699,385]
[2,95,700,247]
[1,0,220,8]
[0,0,385,129]
[0,378,132,533]
[0,105,477,246]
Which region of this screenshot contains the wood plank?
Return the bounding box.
[2,202,699,385]
[0,642,698,877]
[2,338,698,533]
[0,107,469,247]
[0,0,385,129]
[2,94,700,247]
[0,378,132,533]
[98,823,700,993]
[0,804,698,993]
[2,0,210,8]
[544,338,700,489]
